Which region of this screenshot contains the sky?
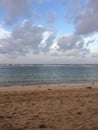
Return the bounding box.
[0,0,98,64]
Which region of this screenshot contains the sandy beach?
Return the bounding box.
[0,84,98,130]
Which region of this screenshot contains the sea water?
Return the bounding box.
[0,64,98,86]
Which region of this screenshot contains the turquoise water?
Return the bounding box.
[0,64,98,86]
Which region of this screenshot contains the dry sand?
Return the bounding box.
[0,84,98,130]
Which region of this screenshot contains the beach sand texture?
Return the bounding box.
[0,84,98,130]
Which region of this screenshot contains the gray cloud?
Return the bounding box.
[0,22,90,58]
[74,0,98,35]
[1,0,31,25]
[0,0,52,25]
[57,35,84,50]
[92,52,98,57]
[86,39,95,46]
[57,34,89,57]
[0,20,55,56]
[61,0,88,23]
[0,0,97,59]
[61,0,98,35]
[59,0,98,57]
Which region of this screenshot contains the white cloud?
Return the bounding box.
[85,33,98,54]
[0,27,10,39]
[0,0,98,64]
[0,21,55,56]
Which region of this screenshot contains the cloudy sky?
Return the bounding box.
[0,0,98,64]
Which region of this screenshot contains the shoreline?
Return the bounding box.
[0,82,98,90]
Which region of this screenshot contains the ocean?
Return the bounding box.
[0,64,98,86]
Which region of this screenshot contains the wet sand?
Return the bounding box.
[0,84,98,130]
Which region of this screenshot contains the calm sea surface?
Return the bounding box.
[0,64,98,86]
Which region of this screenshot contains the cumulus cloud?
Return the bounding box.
[0,0,98,61]
[0,0,52,25]
[59,0,98,58]
[61,0,98,35]
[75,6,98,35]
[0,27,10,39]
[57,34,89,57]
[61,0,88,23]
[67,0,98,35]
[0,20,55,56]
[40,31,56,53]
[57,35,83,50]
[86,40,95,46]
[1,0,31,25]
[92,52,98,57]
[0,22,90,58]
